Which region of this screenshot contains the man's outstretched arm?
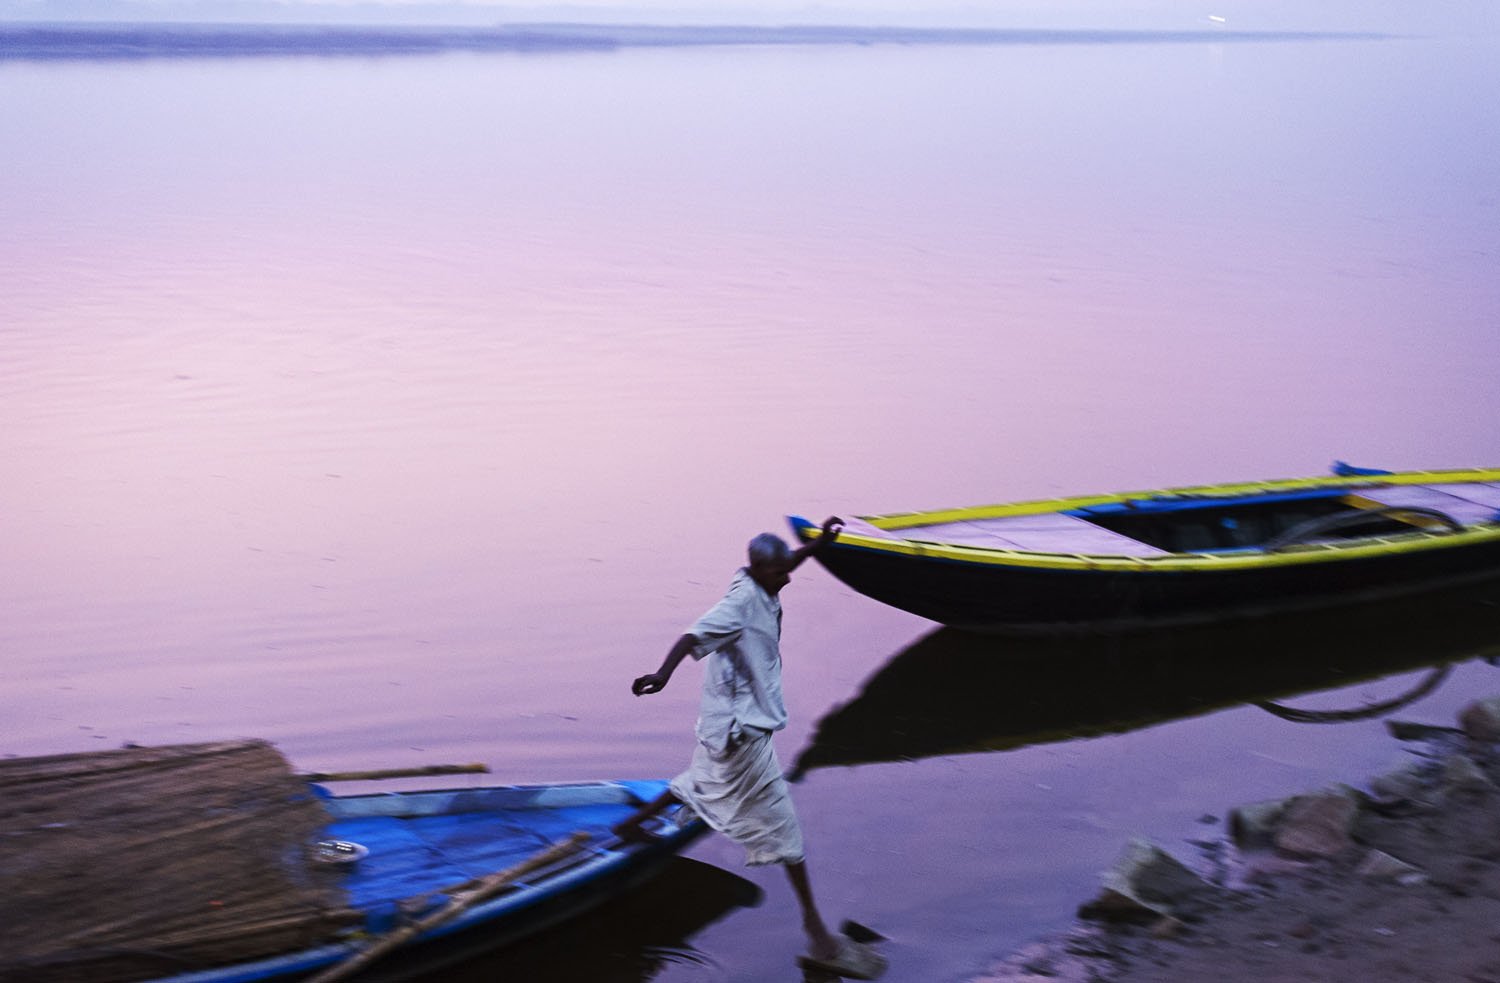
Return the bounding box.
[632,633,698,695]
[788,516,844,571]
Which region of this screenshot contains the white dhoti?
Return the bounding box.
[669,728,805,867]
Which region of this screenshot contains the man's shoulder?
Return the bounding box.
[694,570,768,626]
[688,570,754,637]
[723,569,776,609]
[723,567,755,596]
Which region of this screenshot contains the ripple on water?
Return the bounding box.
[641,945,730,983]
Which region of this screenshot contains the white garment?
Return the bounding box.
[670,727,805,866]
[685,568,788,755]
[670,567,804,866]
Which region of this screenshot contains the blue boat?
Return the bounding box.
[156,783,703,983]
[0,741,703,983]
[790,465,1500,632]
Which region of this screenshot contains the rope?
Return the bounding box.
[1254,664,1453,723]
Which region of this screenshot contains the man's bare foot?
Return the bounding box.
[798,937,888,980]
[805,929,841,962]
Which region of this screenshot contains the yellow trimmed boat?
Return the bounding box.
[789,464,1500,632]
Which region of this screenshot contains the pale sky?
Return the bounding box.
[4,0,1496,32]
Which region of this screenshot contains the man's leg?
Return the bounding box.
[611,789,679,842]
[785,859,840,960]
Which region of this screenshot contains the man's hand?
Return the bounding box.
[631,635,696,696]
[787,516,846,572]
[632,672,669,696]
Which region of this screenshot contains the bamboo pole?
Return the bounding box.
[297,763,490,782]
[304,831,591,983]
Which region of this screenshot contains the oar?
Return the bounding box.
[297,763,490,783]
[305,831,591,983]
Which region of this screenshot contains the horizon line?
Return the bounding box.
[0,22,1399,60]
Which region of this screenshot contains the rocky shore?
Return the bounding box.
[977,696,1500,983]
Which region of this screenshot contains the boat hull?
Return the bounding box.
[338,827,702,983]
[805,532,1500,631]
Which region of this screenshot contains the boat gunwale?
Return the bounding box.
[319,779,649,819]
[823,524,1500,574]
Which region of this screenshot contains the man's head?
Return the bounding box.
[747,532,793,595]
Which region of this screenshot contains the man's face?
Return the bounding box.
[749,558,792,595]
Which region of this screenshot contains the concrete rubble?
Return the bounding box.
[1077,838,1214,922]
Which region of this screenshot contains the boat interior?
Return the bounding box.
[886,481,1500,556]
[1074,489,1406,553]
[321,781,671,931]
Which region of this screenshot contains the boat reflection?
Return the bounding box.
[793,579,1500,776]
[401,857,761,983]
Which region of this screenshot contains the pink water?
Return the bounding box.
[3,30,1499,982]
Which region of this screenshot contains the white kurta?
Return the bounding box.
[669,568,805,866]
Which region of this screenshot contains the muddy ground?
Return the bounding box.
[977,700,1500,983]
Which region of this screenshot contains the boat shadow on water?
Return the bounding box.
[792,579,1500,777]
[398,857,761,983]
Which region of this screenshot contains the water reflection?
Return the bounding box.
[398,858,761,983]
[793,581,1500,776]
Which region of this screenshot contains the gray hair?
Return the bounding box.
[747,532,791,567]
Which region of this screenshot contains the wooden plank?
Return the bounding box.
[1356,486,1500,527]
[900,520,1018,548]
[903,514,1167,557]
[299,763,489,782]
[1428,482,1500,511]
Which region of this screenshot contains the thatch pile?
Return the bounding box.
[0,740,359,983]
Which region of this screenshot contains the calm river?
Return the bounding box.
[3,20,1499,983]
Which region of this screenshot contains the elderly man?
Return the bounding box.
[615,516,885,980]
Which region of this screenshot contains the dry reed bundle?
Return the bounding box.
[0,740,358,983]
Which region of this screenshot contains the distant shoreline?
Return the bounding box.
[0,22,1394,59]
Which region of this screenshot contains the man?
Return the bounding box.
[615,516,885,980]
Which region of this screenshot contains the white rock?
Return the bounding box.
[1274,790,1358,859]
[1355,848,1427,885]
[1459,696,1500,743]
[1228,797,1292,849]
[1082,837,1210,920]
[1440,753,1497,794]
[1367,756,1431,808]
